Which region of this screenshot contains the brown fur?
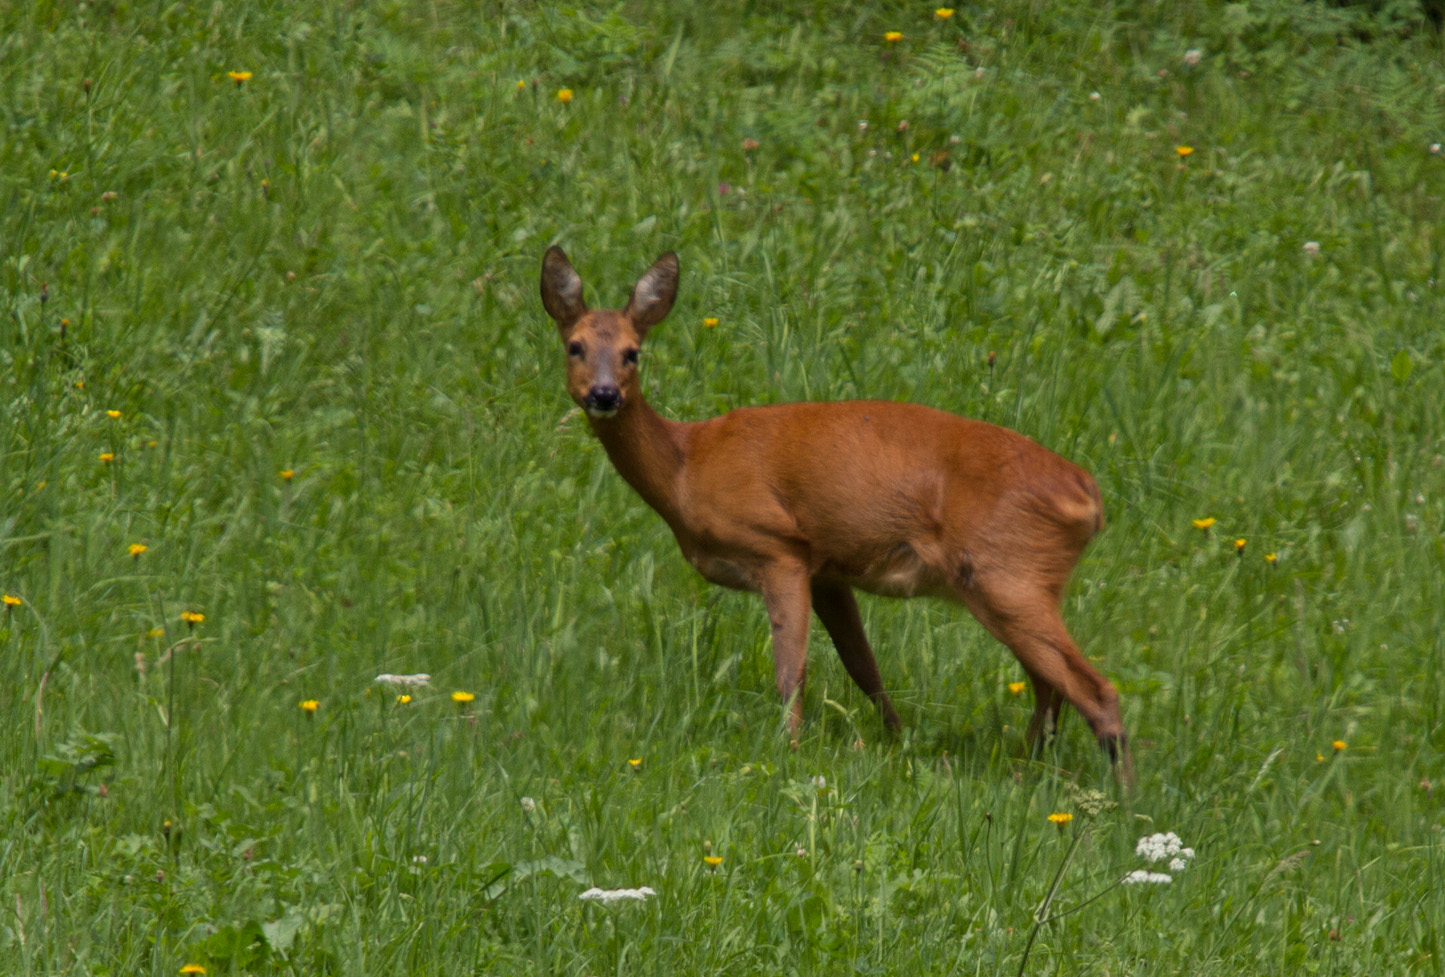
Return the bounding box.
[541,247,1131,779]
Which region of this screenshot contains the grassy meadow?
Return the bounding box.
[3,0,1445,972]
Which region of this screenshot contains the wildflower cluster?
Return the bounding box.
[1123,831,1196,884]
[578,886,656,905]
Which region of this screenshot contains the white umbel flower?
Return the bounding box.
[1135,832,1195,865]
[1122,870,1173,885]
[375,673,431,688]
[578,887,657,906]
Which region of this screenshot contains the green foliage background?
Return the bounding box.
[2,0,1443,973]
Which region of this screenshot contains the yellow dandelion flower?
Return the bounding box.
[1316,752,1325,763]
[935,8,955,19]
[396,694,412,704]
[516,79,526,90]
[703,855,723,868]
[884,31,903,42]
[1332,740,1346,753]
[1265,552,1278,564]
[1007,681,1027,695]
[1176,145,1194,157]
[1234,538,1247,555]
[556,88,574,103]
[910,153,920,163]
[1191,517,1215,530]
[628,758,642,768]
[703,317,719,328]
[100,452,115,463]
[300,699,319,713]
[3,594,21,608]
[129,543,148,558]
[181,611,204,627]
[451,690,476,704]
[1047,812,1073,826]
[147,627,165,638]
[106,409,122,419]
[179,965,207,975]
[279,469,294,480]
[227,70,252,85]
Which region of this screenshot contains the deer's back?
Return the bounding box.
[675,401,1101,596]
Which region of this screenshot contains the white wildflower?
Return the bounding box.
[1136,832,1194,865]
[412,855,428,864]
[1088,91,1101,101]
[578,886,657,906]
[1183,49,1202,67]
[1122,870,1173,885]
[375,673,431,688]
[1302,241,1321,256]
[858,120,869,131]
[810,775,827,790]
[520,796,537,813]
[1169,857,1189,871]
[1430,143,1441,155]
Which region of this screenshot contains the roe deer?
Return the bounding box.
[541,246,1130,776]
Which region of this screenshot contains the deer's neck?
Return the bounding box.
[589,396,690,526]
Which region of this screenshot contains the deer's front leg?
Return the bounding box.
[759,562,813,733]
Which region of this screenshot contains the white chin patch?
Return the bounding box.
[585,406,619,419]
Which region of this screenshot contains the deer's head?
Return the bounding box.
[540,247,678,419]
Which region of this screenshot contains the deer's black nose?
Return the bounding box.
[586,385,621,413]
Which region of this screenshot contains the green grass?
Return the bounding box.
[3,0,1444,973]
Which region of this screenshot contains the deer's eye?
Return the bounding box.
[567,341,584,359]
[622,348,639,366]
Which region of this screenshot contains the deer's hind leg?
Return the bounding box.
[955,570,1130,776]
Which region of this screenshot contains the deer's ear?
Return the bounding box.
[624,251,678,338]
[540,246,587,334]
